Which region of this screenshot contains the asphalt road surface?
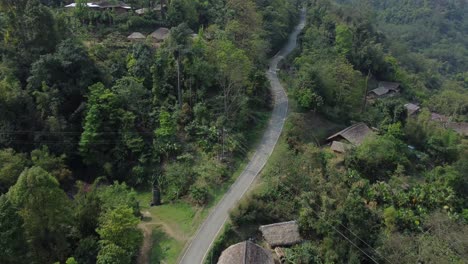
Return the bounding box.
[179,8,307,264]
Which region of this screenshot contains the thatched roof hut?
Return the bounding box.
[368,81,401,98]
[150,27,170,42]
[431,113,450,123]
[447,122,468,136]
[379,81,401,92]
[217,241,274,264]
[404,103,420,116]
[127,32,146,40]
[327,123,373,146]
[259,221,302,248]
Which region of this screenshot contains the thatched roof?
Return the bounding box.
[369,82,401,97]
[150,27,170,41]
[369,87,391,96]
[404,103,420,116]
[379,81,400,91]
[330,141,351,153]
[447,122,468,136]
[127,32,146,40]
[65,1,131,9]
[431,113,449,123]
[259,221,302,248]
[217,241,274,264]
[327,123,373,146]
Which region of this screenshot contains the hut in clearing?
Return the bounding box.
[150,27,170,42]
[217,241,274,264]
[327,123,373,146]
[127,32,146,41]
[259,221,302,248]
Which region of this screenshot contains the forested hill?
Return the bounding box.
[0,0,301,263]
[213,0,468,263]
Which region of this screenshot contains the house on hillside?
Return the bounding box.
[368,81,401,99]
[446,122,468,137]
[65,1,131,13]
[431,112,450,123]
[259,221,302,248]
[150,27,170,42]
[326,123,373,153]
[217,241,274,264]
[404,103,421,116]
[136,4,166,15]
[127,32,146,41]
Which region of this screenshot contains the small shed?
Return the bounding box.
[404,103,420,116]
[150,27,170,42]
[217,241,274,264]
[447,122,468,136]
[259,221,302,248]
[127,32,146,41]
[326,123,373,146]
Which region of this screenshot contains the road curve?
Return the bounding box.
[179,8,307,264]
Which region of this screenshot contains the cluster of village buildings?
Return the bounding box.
[64,1,165,15]
[328,81,467,154]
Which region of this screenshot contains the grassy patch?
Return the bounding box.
[150,227,185,264]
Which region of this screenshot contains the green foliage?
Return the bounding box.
[0,149,28,193]
[96,243,131,264]
[0,195,28,264]
[335,24,352,55]
[346,135,409,181]
[7,166,73,263]
[97,207,142,261]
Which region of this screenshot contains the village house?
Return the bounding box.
[217,241,274,264]
[368,81,401,99]
[447,122,468,137]
[404,103,421,116]
[136,4,166,15]
[259,221,302,248]
[127,32,146,41]
[65,1,131,13]
[150,27,170,42]
[326,123,374,153]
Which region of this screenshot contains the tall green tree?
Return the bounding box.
[0,195,28,264]
[7,166,73,263]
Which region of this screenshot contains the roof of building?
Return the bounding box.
[379,81,400,91]
[327,123,373,146]
[150,27,170,41]
[404,103,420,116]
[431,113,450,123]
[330,141,351,153]
[369,87,390,96]
[65,2,131,9]
[127,32,146,39]
[259,221,302,248]
[217,241,274,264]
[447,122,468,136]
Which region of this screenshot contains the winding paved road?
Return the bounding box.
[179,8,307,264]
